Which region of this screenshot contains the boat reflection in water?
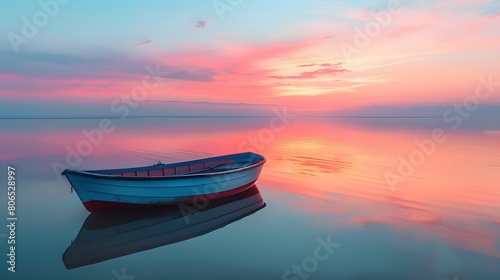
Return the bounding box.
[63,185,265,269]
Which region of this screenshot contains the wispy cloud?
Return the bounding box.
[297,63,317,67]
[370,56,443,69]
[135,32,153,46]
[135,39,152,46]
[166,69,217,82]
[195,21,207,29]
[271,63,348,80]
[141,99,277,107]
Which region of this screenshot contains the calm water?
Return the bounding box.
[1,117,499,280]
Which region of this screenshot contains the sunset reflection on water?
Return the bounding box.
[1,117,499,278]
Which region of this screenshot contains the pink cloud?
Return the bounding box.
[271,63,348,80]
[135,39,152,46]
[195,21,207,29]
[296,63,317,67]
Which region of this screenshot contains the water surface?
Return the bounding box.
[1,117,499,279]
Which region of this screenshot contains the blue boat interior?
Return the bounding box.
[88,152,265,177]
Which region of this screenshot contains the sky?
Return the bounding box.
[1,0,499,116]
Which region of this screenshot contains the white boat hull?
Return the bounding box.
[62,152,266,211]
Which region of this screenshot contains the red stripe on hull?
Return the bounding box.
[83,201,149,212]
[82,180,257,212]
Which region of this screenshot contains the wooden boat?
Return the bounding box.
[61,152,266,212]
[62,185,266,269]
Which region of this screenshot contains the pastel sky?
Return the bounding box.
[1,0,499,115]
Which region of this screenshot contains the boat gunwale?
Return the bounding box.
[61,152,266,181]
